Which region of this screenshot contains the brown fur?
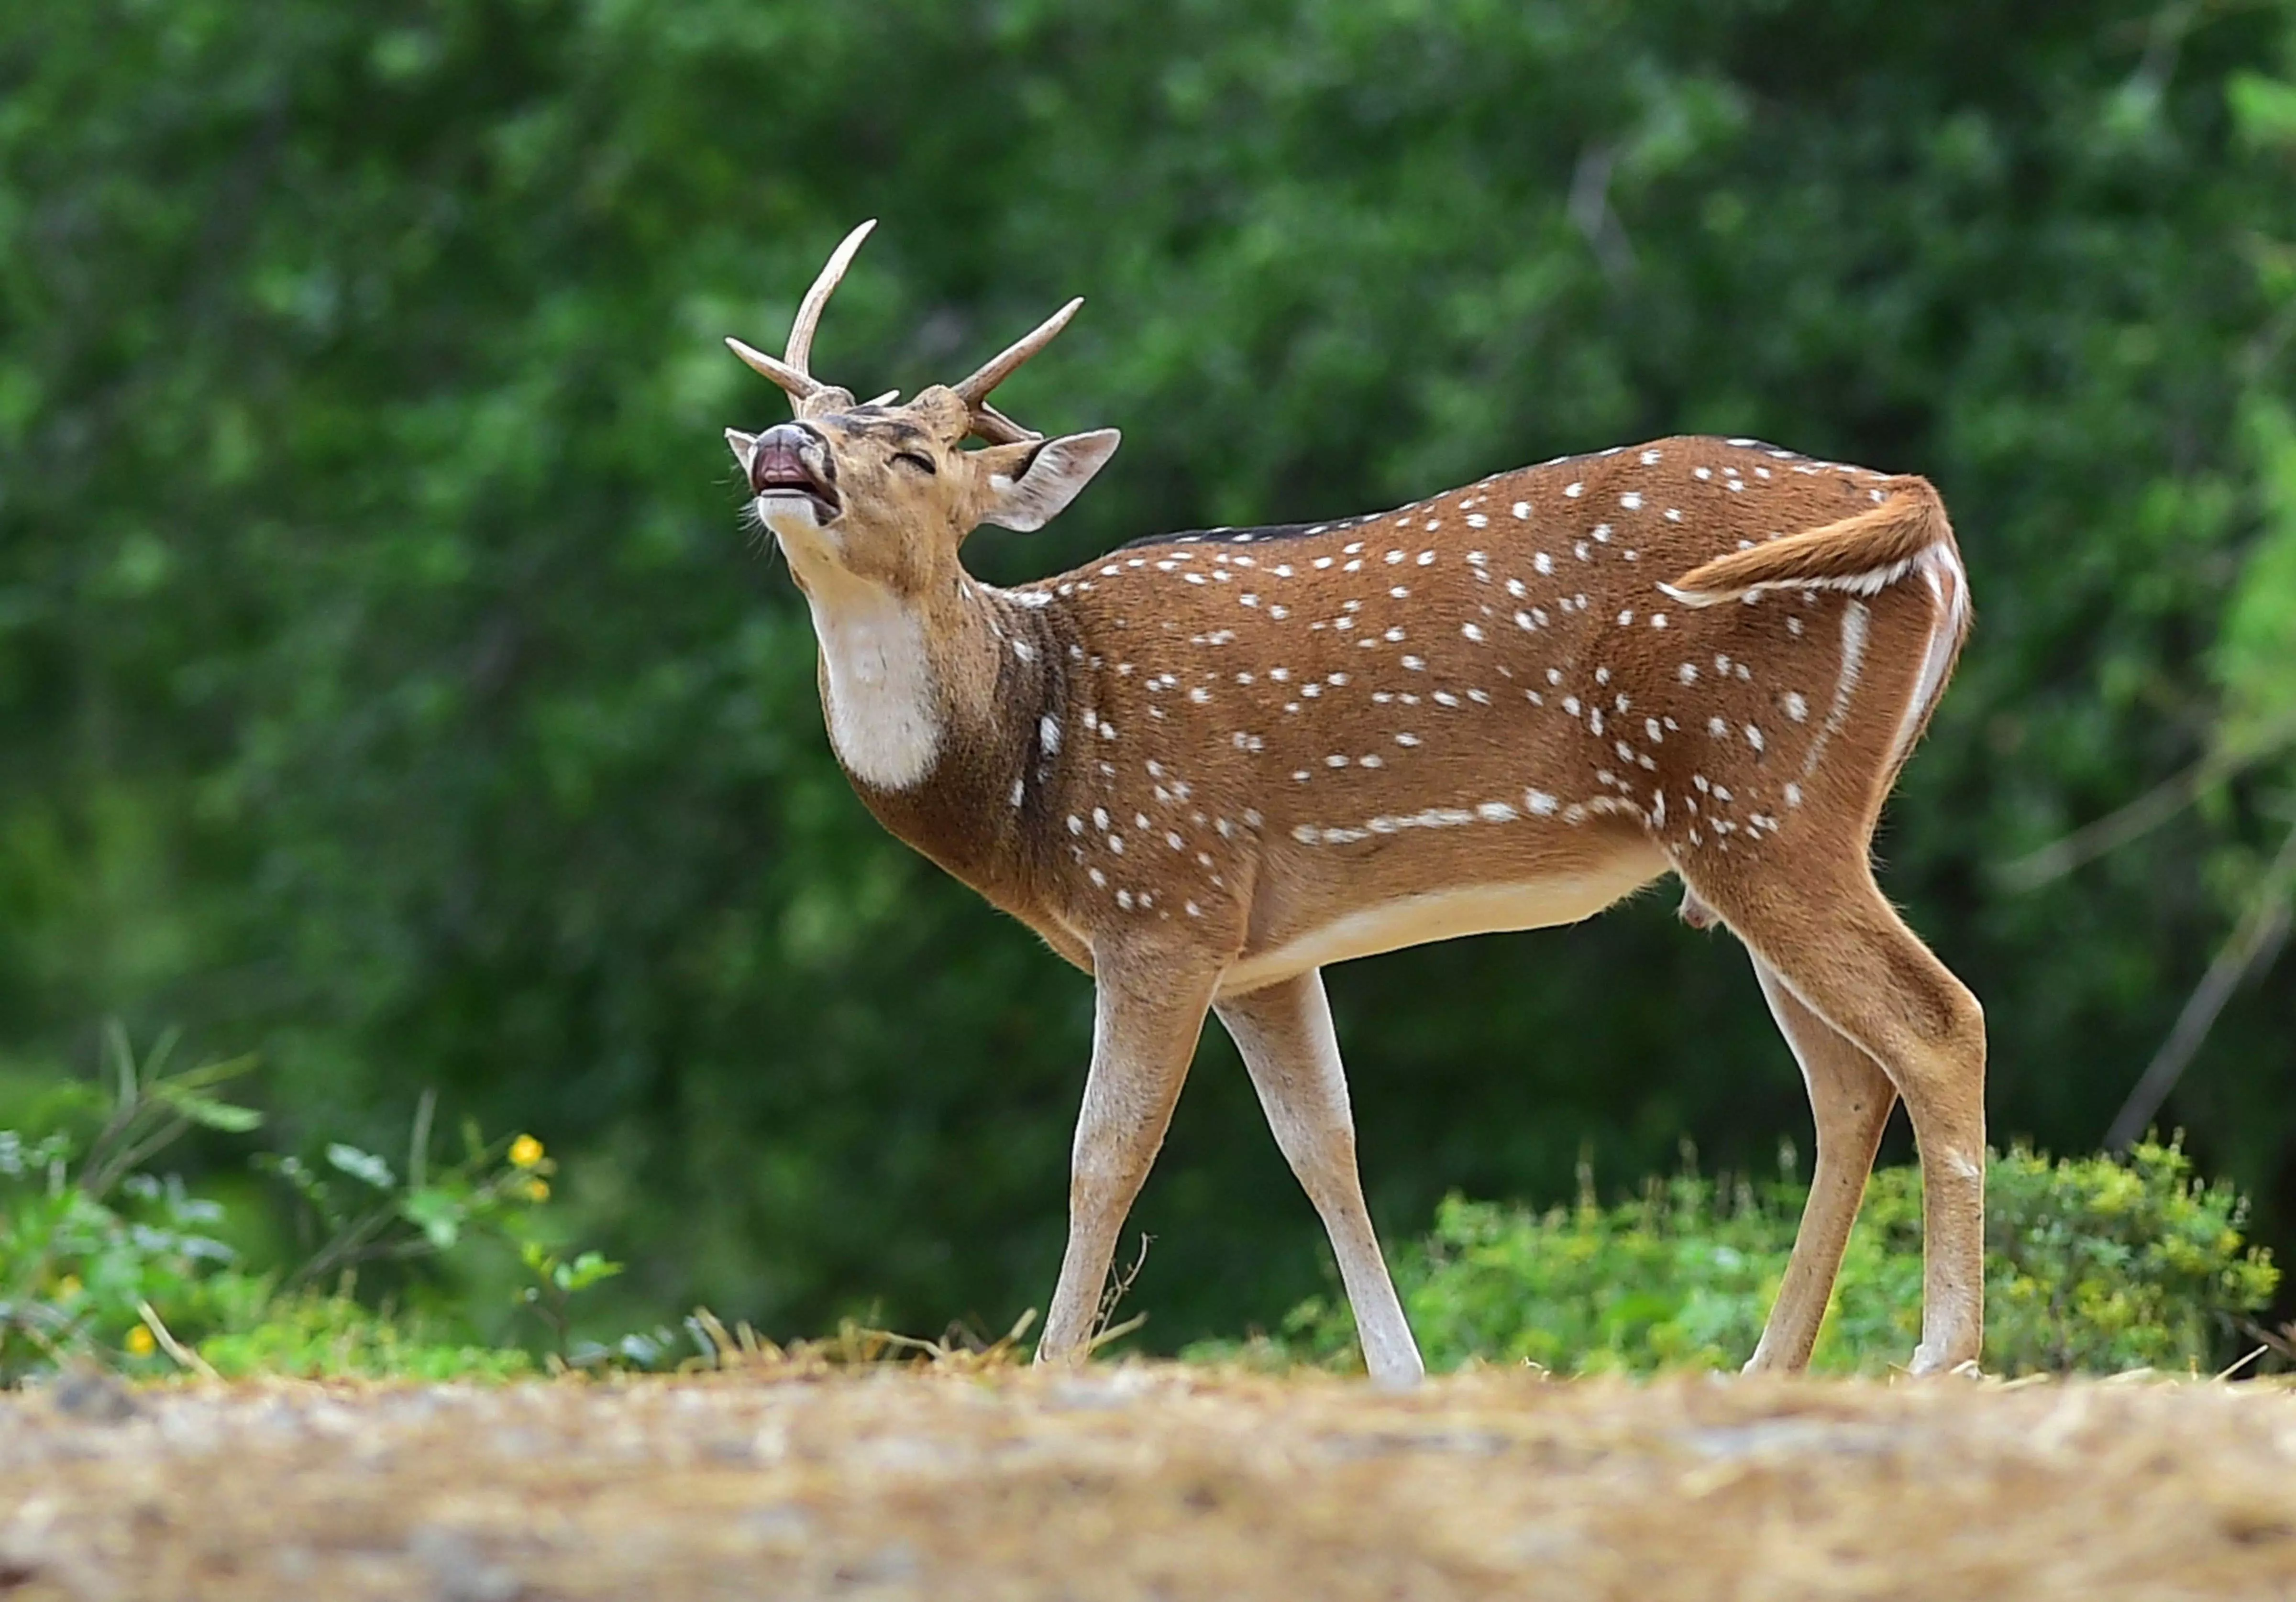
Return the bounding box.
[883,438,1968,993]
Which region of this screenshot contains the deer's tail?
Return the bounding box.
[1659,476,1952,607]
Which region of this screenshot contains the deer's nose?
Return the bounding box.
[749,424,825,495]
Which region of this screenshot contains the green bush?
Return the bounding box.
[0,1027,618,1384]
[11,1034,2277,1386]
[1207,1143,2280,1377]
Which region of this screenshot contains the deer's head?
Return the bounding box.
[724,221,1119,596]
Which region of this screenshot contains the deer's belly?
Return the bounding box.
[1217,844,1667,997]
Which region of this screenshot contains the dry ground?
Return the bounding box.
[2,1363,2294,1601]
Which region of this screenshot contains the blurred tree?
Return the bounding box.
[0,0,2289,1346]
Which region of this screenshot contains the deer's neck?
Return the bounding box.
[798,562,952,792]
[794,556,1057,886]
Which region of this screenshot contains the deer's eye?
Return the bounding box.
[892,450,937,476]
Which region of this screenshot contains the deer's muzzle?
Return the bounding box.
[748,424,841,520]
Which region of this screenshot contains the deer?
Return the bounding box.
[722,222,1984,1386]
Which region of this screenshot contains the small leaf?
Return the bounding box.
[400,1188,463,1251]
[163,1093,264,1134]
[325,1144,395,1190]
[103,1020,137,1105]
[158,1054,261,1095]
[559,1251,623,1293]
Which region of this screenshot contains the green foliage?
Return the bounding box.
[0,1031,615,1382]
[0,1129,243,1378]
[195,1290,534,1383]
[257,1101,560,1289]
[1957,1142,2281,1372]
[8,1034,2280,1383]
[515,1241,625,1353]
[0,0,2290,1350]
[1226,1144,2279,1376]
[0,1029,262,1378]
[2230,63,2296,764]
[72,1024,262,1200]
[2221,398,2296,749]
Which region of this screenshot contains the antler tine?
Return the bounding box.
[724,336,819,400]
[967,402,1039,446]
[785,219,877,379]
[951,296,1084,436]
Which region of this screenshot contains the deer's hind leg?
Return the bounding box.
[1741,955,1897,1373]
[1680,848,1987,1375]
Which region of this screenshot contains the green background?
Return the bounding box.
[2,0,2292,1349]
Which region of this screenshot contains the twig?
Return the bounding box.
[2106,816,2296,1151]
[2216,1344,2270,1382]
[863,1328,963,1361]
[1997,711,2296,891]
[11,1314,68,1365]
[1090,1232,1153,1350]
[2237,1317,2296,1364]
[687,1307,738,1365]
[1086,1312,1148,1354]
[290,1203,404,1286]
[136,1300,220,1381]
[407,1087,436,1193]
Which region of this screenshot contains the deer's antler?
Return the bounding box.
[727,221,1083,443]
[951,297,1084,444]
[725,219,876,412]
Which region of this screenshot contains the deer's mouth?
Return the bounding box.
[749,434,842,522]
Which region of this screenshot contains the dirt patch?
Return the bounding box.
[1,1365,2293,1600]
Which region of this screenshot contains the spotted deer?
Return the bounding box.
[724,223,1984,1385]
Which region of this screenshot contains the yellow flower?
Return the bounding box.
[508,1134,545,1169]
[55,1275,82,1302]
[124,1325,155,1358]
[524,1177,550,1203]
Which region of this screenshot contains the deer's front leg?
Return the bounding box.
[1035,946,1220,1367]
[1216,969,1424,1387]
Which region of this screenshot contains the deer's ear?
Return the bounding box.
[980,429,1121,532]
[725,428,760,472]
